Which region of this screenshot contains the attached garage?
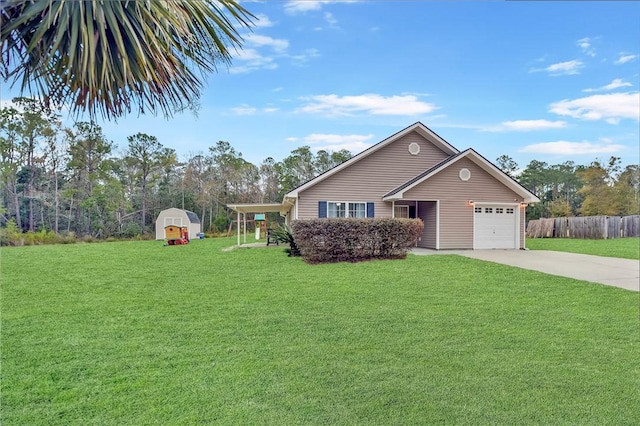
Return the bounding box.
[155,208,201,240]
[473,204,519,249]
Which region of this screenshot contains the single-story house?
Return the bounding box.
[229,122,539,249]
[155,208,201,240]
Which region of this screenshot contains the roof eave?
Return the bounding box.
[382,194,403,202]
[463,150,539,202]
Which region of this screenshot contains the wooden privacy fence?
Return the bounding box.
[526,215,640,239]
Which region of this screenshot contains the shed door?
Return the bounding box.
[165,217,183,227]
[474,205,517,249]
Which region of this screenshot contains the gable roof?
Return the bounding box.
[284,122,459,199]
[383,148,540,203]
[184,210,201,224]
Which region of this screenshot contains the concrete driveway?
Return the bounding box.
[412,248,640,292]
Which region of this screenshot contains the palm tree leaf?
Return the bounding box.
[1,0,255,119]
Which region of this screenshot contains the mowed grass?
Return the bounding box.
[527,237,640,259]
[2,238,639,425]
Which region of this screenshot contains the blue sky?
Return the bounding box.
[4,1,640,169]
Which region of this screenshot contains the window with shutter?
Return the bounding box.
[324,201,373,218]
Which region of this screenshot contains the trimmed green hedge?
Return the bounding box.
[291,218,424,263]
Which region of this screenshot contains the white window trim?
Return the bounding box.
[327,201,370,218]
[435,200,440,250]
[393,205,410,218]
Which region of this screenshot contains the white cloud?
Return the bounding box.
[583,78,633,93]
[576,37,596,57]
[614,53,637,65]
[482,119,567,132]
[283,1,359,15]
[230,39,287,73]
[244,34,289,52]
[324,12,337,26]
[530,60,583,76]
[549,92,640,123]
[252,14,274,28]
[297,94,437,116]
[290,48,321,66]
[229,48,278,74]
[401,91,433,97]
[230,34,319,72]
[520,140,626,155]
[297,133,375,153]
[545,60,583,75]
[284,1,324,14]
[231,105,279,115]
[231,105,257,115]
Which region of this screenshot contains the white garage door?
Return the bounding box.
[474,205,517,249]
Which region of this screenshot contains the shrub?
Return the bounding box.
[23,229,57,245]
[213,216,230,233]
[270,224,301,257]
[0,219,24,246]
[117,222,142,239]
[291,218,423,263]
[59,231,77,244]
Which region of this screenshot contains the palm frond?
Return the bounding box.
[0,0,255,119]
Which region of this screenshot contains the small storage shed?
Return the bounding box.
[155,208,201,240]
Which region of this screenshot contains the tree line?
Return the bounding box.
[1,98,638,239]
[0,98,351,238]
[496,155,639,220]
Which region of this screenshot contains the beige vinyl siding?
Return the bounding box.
[297,131,450,219]
[417,201,437,249]
[403,157,524,249]
[439,200,473,249]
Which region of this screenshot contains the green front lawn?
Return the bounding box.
[526,237,640,259]
[2,238,639,425]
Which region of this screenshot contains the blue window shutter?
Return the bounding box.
[366,202,375,218]
[319,201,327,218]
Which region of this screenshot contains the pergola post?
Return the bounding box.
[236,210,240,246]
